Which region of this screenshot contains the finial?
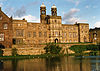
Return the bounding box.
[23,18,25,20]
[0,7,1,11]
[42,2,44,5]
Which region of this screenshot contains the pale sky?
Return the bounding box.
[0,0,100,28]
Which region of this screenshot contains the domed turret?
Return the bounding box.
[41,2,46,7]
[51,4,57,16]
[51,4,56,8]
[40,3,46,24]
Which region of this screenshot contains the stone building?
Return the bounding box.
[89,27,100,43]
[0,3,89,48]
[0,7,12,48]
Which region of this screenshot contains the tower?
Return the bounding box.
[40,3,46,24]
[51,4,57,16]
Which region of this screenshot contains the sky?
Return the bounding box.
[0,0,100,28]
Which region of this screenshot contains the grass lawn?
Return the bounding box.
[0,54,64,60]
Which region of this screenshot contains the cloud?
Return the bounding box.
[27,1,39,6]
[93,6,97,8]
[0,0,7,1]
[94,22,100,28]
[66,0,80,6]
[0,3,3,7]
[5,1,40,17]
[5,6,15,16]
[0,0,8,7]
[5,6,27,18]
[14,6,26,17]
[63,8,80,24]
[85,5,89,8]
[63,8,88,24]
[14,15,40,23]
[93,16,96,19]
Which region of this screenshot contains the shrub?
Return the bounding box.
[44,43,62,54]
[69,45,99,53]
[12,48,18,56]
[0,48,3,56]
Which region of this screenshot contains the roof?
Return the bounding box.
[76,23,89,25]
[62,24,77,26]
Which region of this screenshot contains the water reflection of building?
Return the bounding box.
[1,57,93,71]
[90,27,100,43]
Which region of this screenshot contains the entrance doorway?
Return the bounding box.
[0,44,5,49]
[55,38,58,43]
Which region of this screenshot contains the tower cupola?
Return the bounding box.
[51,4,57,16]
[41,2,46,7]
[51,4,56,8]
[40,3,46,24]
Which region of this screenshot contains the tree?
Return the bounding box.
[12,48,18,56]
[44,43,62,54]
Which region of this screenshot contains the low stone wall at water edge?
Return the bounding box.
[2,43,94,56]
[3,47,45,56]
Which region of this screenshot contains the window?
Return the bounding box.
[59,32,60,36]
[0,33,4,41]
[33,32,36,37]
[70,40,72,42]
[85,26,88,28]
[4,24,8,29]
[52,11,55,16]
[85,31,87,33]
[16,29,24,37]
[18,24,22,26]
[55,32,58,36]
[28,32,31,37]
[73,33,77,38]
[16,39,23,44]
[38,26,41,29]
[0,16,2,20]
[64,32,66,37]
[69,32,72,38]
[81,26,83,29]
[66,27,67,30]
[44,32,47,37]
[39,32,42,37]
[55,20,56,23]
[13,39,16,44]
[42,10,45,14]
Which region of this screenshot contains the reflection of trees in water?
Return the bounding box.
[91,57,100,71]
[0,60,4,71]
[45,57,62,71]
[12,59,18,71]
[80,57,83,71]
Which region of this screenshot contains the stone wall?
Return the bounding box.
[3,47,45,56]
[2,43,93,56]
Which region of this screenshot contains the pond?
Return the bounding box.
[0,56,100,71]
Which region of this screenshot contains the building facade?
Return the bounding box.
[0,3,89,48]
[0,8,12,48]
[89,27,100,43]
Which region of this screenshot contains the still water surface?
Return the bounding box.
[0,56,100,71]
